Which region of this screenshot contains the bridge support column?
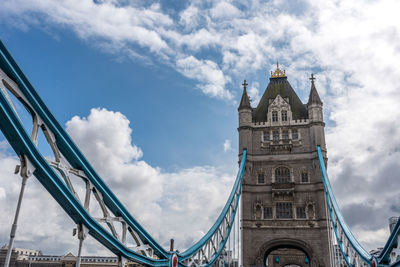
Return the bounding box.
[118,255,126,267]
[4,155,34,267]
[74,223,87,267]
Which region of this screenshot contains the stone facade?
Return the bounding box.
[238,68,330,267]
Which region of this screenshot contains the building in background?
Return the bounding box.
[0,245,141,267]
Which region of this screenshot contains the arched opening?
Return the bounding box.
[264,245,310,267]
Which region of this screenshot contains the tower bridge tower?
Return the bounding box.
[238,64,330,267]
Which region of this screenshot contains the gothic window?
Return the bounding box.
[258,173,265,184]
[282,111,287,121]
[301,172,309,183]
[296,207,306,219]
[272,111,278,122]
[273,131,279,141]
[282,130,289,140]
[263,131,270,142]
[263,207,273,219]
[292,129,299,140]
[276,202,293,219]
[275,167,291,183]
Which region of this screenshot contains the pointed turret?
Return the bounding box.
[238,80,253,153]
[307,74,322,106]
[307,74,323,123]
[238,80,251,110]
[307,73,325,148]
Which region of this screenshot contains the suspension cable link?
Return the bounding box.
[73,223,88,241]
[18,155,36,179]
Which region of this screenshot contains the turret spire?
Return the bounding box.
[307,73,322,105]
[238,79,251,110]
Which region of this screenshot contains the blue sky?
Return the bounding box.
[0,26,238,170]
[0,0,400,257]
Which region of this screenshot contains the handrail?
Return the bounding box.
[377,215,400,263]
[180,149,246,261]
[317,146,372,264]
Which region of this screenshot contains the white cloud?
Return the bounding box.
[247,81,261,106]
[223,139,232,152]
[66,108,143,162]
[0,187,6,200]
[176,56,232,100]
[179,5,201,30]
[210,2,240,19]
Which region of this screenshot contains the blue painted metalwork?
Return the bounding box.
[377,215,400,264]
[179,149,246,266]
[0,39,247,267]
[317,146,372,266]
[318,146,400,266]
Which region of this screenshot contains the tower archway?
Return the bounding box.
[254,239,316,267]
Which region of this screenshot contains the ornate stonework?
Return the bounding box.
[238,72,329,267]
[270,62,287,78]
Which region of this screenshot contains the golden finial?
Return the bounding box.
[271,61,287,78]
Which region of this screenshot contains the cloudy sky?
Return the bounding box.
[0,0,399,257]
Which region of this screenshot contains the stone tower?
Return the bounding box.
[238,64,330,267]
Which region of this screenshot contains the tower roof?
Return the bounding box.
[238,80,251,110]
[253,73,308,122]
[307,74,322,105]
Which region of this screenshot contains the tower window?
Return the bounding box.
[263,131,270,142]
[276,202,293,219]
[296,207,306,219]
[273,131,279,141]
[282,111,287,121]
[282,130,289,140]
[275,167,291,183]
[272,111,278,122]
[292,129,299,140]
[301,172,309,183]
[258,173,265,184]
[263,207,273,219]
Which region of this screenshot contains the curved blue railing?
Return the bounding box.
[317,146,372,265]
[318,146,400,266]
[179,149,246,264]
[0,39,247,267]
[376,214,400,264]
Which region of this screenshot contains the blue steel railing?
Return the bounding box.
[317,146,400,267]
[317,146,371,266]
[179,149,246,266]
[0,39,247,267]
